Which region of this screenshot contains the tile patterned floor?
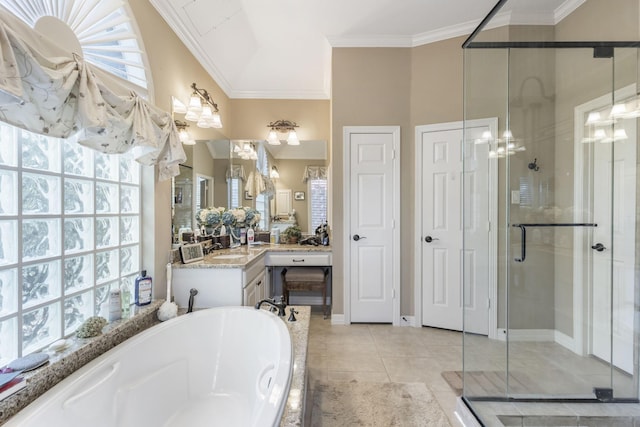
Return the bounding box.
[306,309,462,425]
[305,308,640,426]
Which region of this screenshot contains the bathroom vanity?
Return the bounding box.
[172,244,332,311]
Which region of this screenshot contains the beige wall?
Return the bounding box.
[229,99,330,143]
[331,48,413,315]
[129,0,231,298]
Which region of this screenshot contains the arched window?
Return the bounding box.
[0,0,153,364]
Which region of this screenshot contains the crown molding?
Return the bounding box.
[149,0,234,98]
[411,19,482,47]
[554,0,586,23]
[327,34,414,48]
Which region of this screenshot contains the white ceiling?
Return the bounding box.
[149,0,584,100]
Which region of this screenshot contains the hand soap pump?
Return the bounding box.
[135,270,152,306]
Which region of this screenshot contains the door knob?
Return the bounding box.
[425,236,439,243]
[591,243,606,252]
[353,234,366,241]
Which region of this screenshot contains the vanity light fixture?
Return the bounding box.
[234,141,258,160]
[183,82,223,129]
[174,120,195,145]
[267,120,300,145]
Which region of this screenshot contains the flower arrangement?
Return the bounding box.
[197,206,261,231]
[196,206,225,228]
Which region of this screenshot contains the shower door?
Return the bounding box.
[503,46,638,400]
[463,46,639,403]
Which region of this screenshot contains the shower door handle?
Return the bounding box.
[591,243,606,252]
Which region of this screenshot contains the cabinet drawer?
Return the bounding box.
[266,253,331,266]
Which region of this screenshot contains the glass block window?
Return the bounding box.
[0,123,141,366]
[308,179,328,232]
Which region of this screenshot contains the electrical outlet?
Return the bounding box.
[511,190,520,204]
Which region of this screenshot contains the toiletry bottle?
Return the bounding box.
[274,228,280,244]
[109,288,122,321]
[247,227,255,244]
[135,270,152,306]
[121,282,131,317]
[240,227,247,245]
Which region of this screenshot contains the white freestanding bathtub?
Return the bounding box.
[6,307,293,427]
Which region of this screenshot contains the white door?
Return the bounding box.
[418,121,492,334]
[591,116,636,374]
[344,126,400,324]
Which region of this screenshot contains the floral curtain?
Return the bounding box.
[0,6,186,180]
[302,165,328,182]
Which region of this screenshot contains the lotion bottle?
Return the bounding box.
[108,288,122,321]
[247,228,255,244]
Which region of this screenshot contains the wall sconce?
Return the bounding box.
[270,165,280,179]
[174,119,195,145]
[174,83,223,129]
[266,119,299,145]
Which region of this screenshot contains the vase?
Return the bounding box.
[205,226,215,235]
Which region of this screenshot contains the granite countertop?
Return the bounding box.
[172,243,332,269]
[279,305,310,427]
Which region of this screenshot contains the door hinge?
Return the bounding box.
[391,219,396,229]
[392,149,396,159]
[392,288,396,299]
[487,221,491,232]
[487,298,491,309]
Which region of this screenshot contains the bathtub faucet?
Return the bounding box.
[255,297,287,317]
[187,288,198,313]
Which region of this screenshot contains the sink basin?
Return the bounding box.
[213,254,245,260]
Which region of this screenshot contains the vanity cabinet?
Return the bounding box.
[243,270,266,308]
[172,254,267,309]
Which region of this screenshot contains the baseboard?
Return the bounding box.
[331,314,345,325]
[554,330,578,353]
[496,328,555,342]
[400,315,415,327]
[495,328,580,354]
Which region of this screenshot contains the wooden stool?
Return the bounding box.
[282,267,329,318]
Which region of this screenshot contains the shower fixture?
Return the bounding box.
[528,158,540,171]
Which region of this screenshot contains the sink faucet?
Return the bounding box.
[255,297,287,317]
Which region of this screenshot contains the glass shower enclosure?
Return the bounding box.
[462,0,640,422]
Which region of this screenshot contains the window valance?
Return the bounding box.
[0,6,185,180]
[226,165,246,182]
[302,166,327,182]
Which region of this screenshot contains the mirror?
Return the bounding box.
[171,136,328,244]
[172,164,193,243]
[171,139,230,244]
